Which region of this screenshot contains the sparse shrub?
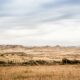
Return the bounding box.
[0,61,6,64]
[22,60,50,65]
[0,54,4,56]
[62,58,80,64]
[62,58,71,64]
[22,60,37,65]
[53,60,62,65]
[71,59,80,64]
[8,61,13,64]
[35,60,48,65]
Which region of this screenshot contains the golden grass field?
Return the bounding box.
[0,45,80,80]
[0,65,80,80]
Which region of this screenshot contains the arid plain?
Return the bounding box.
[0,45,80,80]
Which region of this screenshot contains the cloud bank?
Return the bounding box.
[0,0,80,46]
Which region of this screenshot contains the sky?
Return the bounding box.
[0,0,80,46]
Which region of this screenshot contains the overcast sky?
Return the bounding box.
[0,0,80,46]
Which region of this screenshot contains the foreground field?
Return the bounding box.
[0,65,80,80]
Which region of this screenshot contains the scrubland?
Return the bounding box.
[0,45,80,80]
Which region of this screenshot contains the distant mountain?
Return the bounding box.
[0,45,26,49]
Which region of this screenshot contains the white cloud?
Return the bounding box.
[0,18,80,46]
[0,0,80,46]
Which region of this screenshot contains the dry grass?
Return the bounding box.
[0,46,80,80]
[0,46,80,63]
[0,65,80,80]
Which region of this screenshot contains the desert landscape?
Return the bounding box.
[0,45,80,80]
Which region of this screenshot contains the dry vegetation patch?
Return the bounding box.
[0,65,80,80]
